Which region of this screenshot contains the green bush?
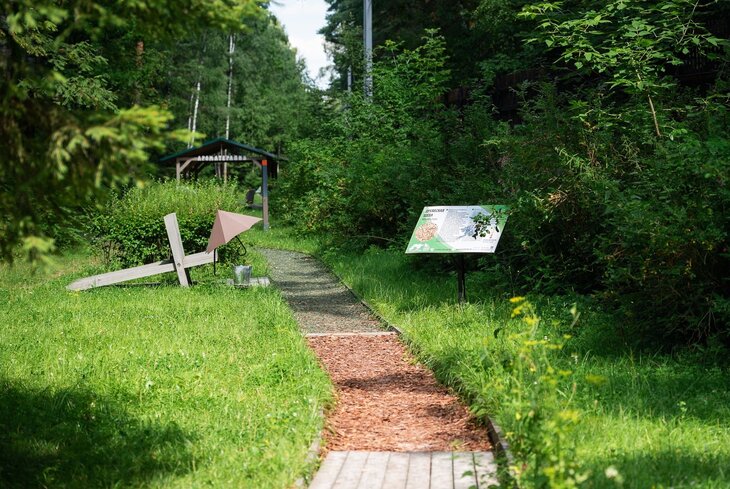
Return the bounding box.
[91,180,247,267]
[280,25,730,345]
[276,32,453,246]
[485,84,730,343]
[597,138,730,343]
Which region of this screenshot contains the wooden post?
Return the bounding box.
[224,161,228,184]
[262,159,270,231]
[177,158,196,181]
[164,213,191,286]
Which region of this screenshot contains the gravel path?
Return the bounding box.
[260,248,384,334]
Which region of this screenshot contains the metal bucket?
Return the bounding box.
[233,265,252,286]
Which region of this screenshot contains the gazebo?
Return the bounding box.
[159,137,279,183]
[160,138,279,230]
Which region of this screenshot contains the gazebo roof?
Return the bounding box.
[160,137,278,163]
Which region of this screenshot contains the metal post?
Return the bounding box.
[262,159,270,231]
[363,0,373,99]
[457,254,466,304]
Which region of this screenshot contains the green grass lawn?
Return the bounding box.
[4,220,729,488]
[316,247,730,488]
[0,252,331,488]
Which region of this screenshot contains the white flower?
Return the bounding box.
[605,466,620,479]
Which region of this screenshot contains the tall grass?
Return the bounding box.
[0,253,331,488]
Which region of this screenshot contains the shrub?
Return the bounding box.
[90,180,247,267]
[276,32,453,246]
[597,137,730,343]
[481,298,586,488]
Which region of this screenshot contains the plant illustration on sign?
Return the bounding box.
[472,208,509,239]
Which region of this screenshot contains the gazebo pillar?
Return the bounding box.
[176,158,196,181]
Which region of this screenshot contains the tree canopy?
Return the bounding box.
[0,0,316,260]
[282,0,730,345]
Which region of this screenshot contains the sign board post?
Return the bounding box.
[406,205,509,304]
[457,254,466,303]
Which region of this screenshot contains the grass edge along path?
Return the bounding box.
[244,226,730,488]
[321,247,730,489]
[0,252,332,488]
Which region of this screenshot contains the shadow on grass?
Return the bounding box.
[584,449,730,488]
[560,323,730,423]
[0,382,195,488]
[577,358,730,423]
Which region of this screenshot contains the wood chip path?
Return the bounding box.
[260,249,496,488]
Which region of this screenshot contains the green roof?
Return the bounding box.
[159,138,278,163]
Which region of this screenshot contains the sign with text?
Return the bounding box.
[405,205,509,254]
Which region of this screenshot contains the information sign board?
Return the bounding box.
[406,205,508,254]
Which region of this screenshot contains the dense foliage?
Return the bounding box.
[161,13,321,156]
[0,0,262,261]
[90,181,248,267]
[0,1,319,261]
[281,1,730,346]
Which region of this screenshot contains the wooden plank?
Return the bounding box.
[473,452,499,489]
[305,332,396,338]
[405,452,431,489]
[453,453,476,489]
[182,251,214,268]
[242,277,270,287]
[66,259,175,291]
[430,452,454,489]
[164,212,190,287]
[356,452,390,489]
[179,157,195,174]
[66,252,213,292]
[380,452,409,489]
[333,451,369,489]
[309,451,349,489]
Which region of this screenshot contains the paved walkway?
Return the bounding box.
[260,249,499,488]
[309,451,499,489]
